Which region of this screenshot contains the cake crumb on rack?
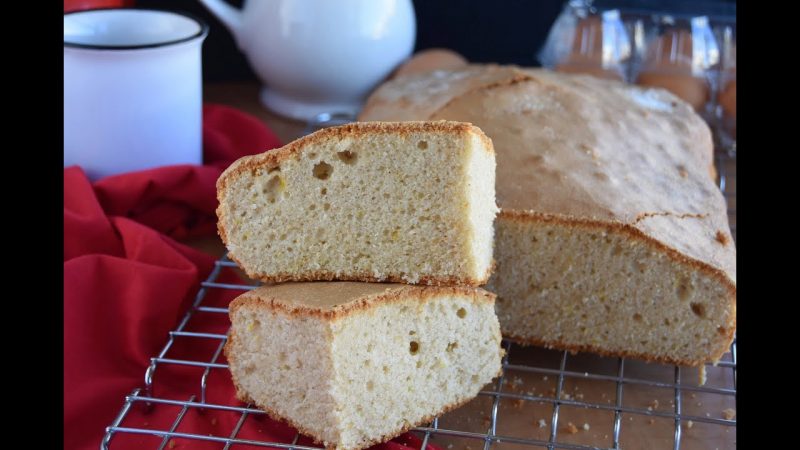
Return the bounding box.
[649,399,659,410]
[648,419,655,425]
[698,366,707,386]
[543,376,548,381]
[167,440,176,449]
[538,419,547,428]
[511,398,525,409]
[583,423,590,431]
[565,422,579,434]
[722,408,736,420]
[687,420,694,429]
[447,445,453,449]
[210,417,217,426]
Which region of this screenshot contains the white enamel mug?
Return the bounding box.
[64,9,208,180]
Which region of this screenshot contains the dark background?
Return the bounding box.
[136,0,736,83]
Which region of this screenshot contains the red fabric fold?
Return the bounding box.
[64,104,435,450]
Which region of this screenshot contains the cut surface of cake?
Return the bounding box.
[225,282,503,450]
[359,66,736,365]
[217,121,497,286]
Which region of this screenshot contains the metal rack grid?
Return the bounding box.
[102,137,736,450]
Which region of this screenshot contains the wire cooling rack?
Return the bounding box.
[101,119,736,450]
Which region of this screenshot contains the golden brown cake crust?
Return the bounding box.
[359,66,734,284]
[229,282,496,320]
[216,120,493,194]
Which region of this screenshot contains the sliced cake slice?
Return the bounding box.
[216,121,498,286]
[225,282,503,450]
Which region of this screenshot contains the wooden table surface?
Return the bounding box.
[193,81,736,449]
[205,81,308,143]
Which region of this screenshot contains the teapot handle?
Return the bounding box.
[197,0,244,50]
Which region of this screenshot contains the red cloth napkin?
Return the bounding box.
[64,104,436,450]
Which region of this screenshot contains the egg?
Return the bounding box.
[636,29,710,111]
[636,71,710,111]
[555,59,624,81]
[718,76,736,138]
[554,16,625,81]
[392,48,468,78]
[719,77,736,119]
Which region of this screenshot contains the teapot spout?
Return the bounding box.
[197,0,244,49]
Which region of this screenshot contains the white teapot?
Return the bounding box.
[198,0,416,120]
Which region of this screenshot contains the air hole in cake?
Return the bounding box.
[446,342,458,352]
[633,313,642,322]
[717,326,727,335]
[383,365,389,374]
[268,166,281,174]
[409,341,420,355]
[313,161,333,180]
[677,280,691,301]
[366,380,374,391]
[263,175,285,202]
[337,150,357,164]
[323,203,331,211]
[417,140,428,150]
[309,204,316,210]
[409,330,416,336]
[320,187,327,195]
[457,308,467,318]
[307,152,317,160]
[690,303,706,318]
[243,364,255,375]
[416,360,423,368]
[664,318,671,326]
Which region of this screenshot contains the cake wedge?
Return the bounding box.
[225,282,503,450]
[216,121,497,286]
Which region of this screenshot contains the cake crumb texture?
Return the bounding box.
[225,282,503,450]
[217,121,497,286]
